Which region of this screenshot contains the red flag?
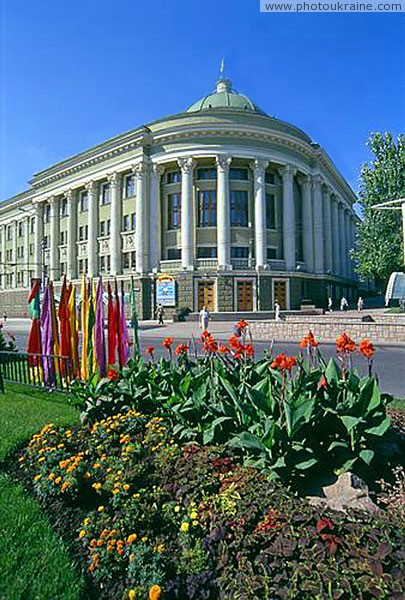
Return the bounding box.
[27,279,42,367]
[114,278,123,368]
[58,277,72,376]
[107,281,117,366]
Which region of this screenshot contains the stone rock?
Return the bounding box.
[307,472,379,513]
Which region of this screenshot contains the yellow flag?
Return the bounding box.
[80,272,89,380]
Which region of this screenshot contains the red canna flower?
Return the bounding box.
[270,353,297,372]
[174,343,189,356]
[200,330,210,341]
[202,334,217,353]
[217,345,230,354]
[299,330,319,349]
[162,337,173,349]
[359,338,375,359]
[318,375,327,388]
[107,369,120,381]
[228,335,244,352]
[316,517,334,533]
[244,344,255,358]
[236,319,249,331]
[145,346,155,356]
[335,332,356,354]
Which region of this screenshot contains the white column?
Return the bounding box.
[216,155,232,269]
[300,174,314,272]
[337,201,346,277]
[133,159,148,274]
[34,202,44,281]
[86,181,98,278]
[178,157,196,270]
[253,159,268,268]
[312,175,324,274]
[49,196,60,281]
[345,210,352,279]
[12,221,18,288]
[323,186,333,274]
[0,225,6,288]
[331,196,340,275]
[23,216,30,287]
[108,172,122,276]
[280,165,296,271]
[150,164,164,270]
[67,190,77,280]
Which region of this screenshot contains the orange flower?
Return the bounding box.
[335,332,356,354]
[107,369,120,380]
[299,330,319,349]
[228,335,244,353]
[359,338,375,359]
[162,337,173,349]
[202,334,217,353]
[149,585,163,600]
[174,343,189,356]
[270,353,297,372]
[217,345,230,354]
[236,319,249,331]
[318,375,327,388]
[244,344,255,358]
[145,346,155,356]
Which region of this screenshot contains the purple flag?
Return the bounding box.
[40,284,54,384]
[94,277,107,377]
[120,281,129,366]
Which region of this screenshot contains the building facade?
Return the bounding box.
[0,77,358,317]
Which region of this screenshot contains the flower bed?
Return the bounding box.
[17,327,405,598]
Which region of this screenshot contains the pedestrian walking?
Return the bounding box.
[3,313,7,324]
[199,305,210,331]
[327,297,333,313]
[156,303,165,325]
[340,296,348,312]
[357,297,364,312]
[274,301,281,322]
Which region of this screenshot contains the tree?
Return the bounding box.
[353,132,405,286]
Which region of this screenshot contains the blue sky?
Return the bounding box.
[0,0,404,202]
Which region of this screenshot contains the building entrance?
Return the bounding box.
[274,280,288,309]
[237,281,254,311]
[198,281,215,312]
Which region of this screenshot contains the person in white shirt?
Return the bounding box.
[199,306,210,331]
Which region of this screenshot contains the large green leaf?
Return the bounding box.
[203,416,233,444]
[360,449,375,465]
[365,415,391,436]
[228,431,264,453]
[325,358,341,383]
[340,415,364,432]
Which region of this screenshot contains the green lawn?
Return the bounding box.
[0,383,86,600]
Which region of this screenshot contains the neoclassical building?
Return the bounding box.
[0,76,358,317]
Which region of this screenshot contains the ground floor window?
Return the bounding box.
[197,247,217,258]
[231,246,249,259]
[167,248,181,260]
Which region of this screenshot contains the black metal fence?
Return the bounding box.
[0,351,74,391]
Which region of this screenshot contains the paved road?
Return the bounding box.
[3,318,405,398]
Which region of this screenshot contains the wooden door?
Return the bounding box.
[198,281,215,312]
[237,281,254,311]
[274,281,287,309]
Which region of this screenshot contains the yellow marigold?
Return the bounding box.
[34,474,42,481]
[93,463,101,469]
[190,511,198,520]
[128,590,136,600]
[180,522,189,533]
[100,529,109,538]
[123,484,130,491]
[112,488,120,495]
[79,530,86,539]
[98,505,105,512]
[149,584,162,600]
[38,457,45,463]
[83,518,90,526]
[18,456,25,462]
[48,473,55,481]
[55,476,62,485]
[127,533,137,544]
[61,482,69,493]
[174,506,181,513]
[192,520,198,527]
[92,483,102,491]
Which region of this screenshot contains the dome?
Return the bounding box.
[186,77,266,115]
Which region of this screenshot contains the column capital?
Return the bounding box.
[132,159,149,177]
[253,159,269,173]
[278,164,296,179]
[85,180,96,194]
[216,155,232,172]
[152,163,165,177]
[178,157,196,173]
[312,173,324,187]
[107,172,119,187]
[48,195,58,206]
[296,172,311,187]
[65,189,75,202]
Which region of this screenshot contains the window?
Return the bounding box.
[18,222,24,237]
[60,198,68,218]
[29,243,34,255]
[7,225,12,241]
[100,255,111,272]
[197,247,217,258]
[44,204,51,223]
[43,235,48,249]
[131,214,136,231]
[100,221,106,237]
[99,220,111,236]
[197,191,217,227]
[17,272,24,285]
[167,171,181,184]
[78,226,88,241]
[17,246,24,259]
[266,193,276,229]
[60,231,67,245]
[265,172,276,185]
[80,191,89,212]
[122,213,135,232]
[78,258,88,273]
[267,247,277,260]
[30,217,35,234]
[167,248,181,260]
[6,249,13,261]
[229,168,248,180]
[167,193,181,230]
[123,253,130,269]
[124,174,136,198]
[123,251,136,270]
[60,262,67,276]
[100,183,111,205]
[230,190,248,227]
[196,168,217,180]
[231,247,249,259]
